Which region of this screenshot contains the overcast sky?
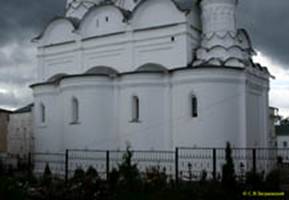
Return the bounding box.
[0,0,289,117]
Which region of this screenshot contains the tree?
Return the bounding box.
[222,142,236,188]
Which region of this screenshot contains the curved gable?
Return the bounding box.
[79,5,127,39]
[37,17,77,46]
[136,63,168,72]
[131,0,186,30]
[85,66,119,75]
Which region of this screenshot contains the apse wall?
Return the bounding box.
[33,85,64,153]
[32,66,269,152]
[59,75,115,150]
[245,69,270,148]
[117,72,169,150]
[171,68,247,148]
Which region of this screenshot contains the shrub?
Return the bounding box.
[265,168,281,191]
[41,163,52,186]
[108,168,119,189]
[200,170,207,183]
[117,147,142,189]
[245,170,264,190]
[72,167,85,183]
[222,142,236,189]
[144,166,167,189]
[86,166,99,179]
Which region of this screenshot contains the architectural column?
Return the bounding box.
[164,76,173,150]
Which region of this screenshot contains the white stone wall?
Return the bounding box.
[171,68,246,148]
[245,68,270,148]
[32,67,269,153]
[33,86,64,153]
[117,73,168,150]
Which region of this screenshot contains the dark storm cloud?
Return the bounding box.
[0,51,11,67]
[0,0,65,46]
[238,0,289,67]
[0,0,65,110]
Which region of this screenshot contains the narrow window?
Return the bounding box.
[191,95,198,118]
[171,36,175,42]
[40,103,46,123]
[132,96,140,122]
[105,16,109,22]
[283,141,287,148]
[71,97,79,123]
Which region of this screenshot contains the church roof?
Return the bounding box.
[33,16,80,41]
[85,66,119,75]
[0,108,12,114]
[34,0,200,41]
[30,65,248,88]
[81,2,131,21]
[13,104,34,114]
[131,0,195,15]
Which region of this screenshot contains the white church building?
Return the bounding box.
[31,0,271,153]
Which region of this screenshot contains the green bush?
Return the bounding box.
[0,147,270,200]
[144,166,167,190]
[265,168,281,191]
[41,163,52,186]
[0,176,27,200]
[245,170,264,190]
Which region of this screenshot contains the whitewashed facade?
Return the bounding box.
[31,0,271,153]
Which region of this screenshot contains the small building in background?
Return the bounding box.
[0,109,11,155]
[268,107,281,148]
[276,121,289,163]
[7,104,34,158]
[276,124,289,148]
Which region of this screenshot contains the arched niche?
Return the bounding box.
[136,63,168,73]
[47,73,68,82]
[79,5,127,39]
[36,17,77,46]
[84,66,119,76]
[130,0,186,30]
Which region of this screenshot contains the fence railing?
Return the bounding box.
[2,147,289,182]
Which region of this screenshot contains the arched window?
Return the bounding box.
[40,103,46,123]
[191,95,198,118]
[132,96,140,122]
[71,97,79,123]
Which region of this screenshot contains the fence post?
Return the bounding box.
[252,148,256,174]
[28,152,32,176]
[175,147,179,183]
[212,148,216,180]
[65,149,69,183]
[106,150,110,180]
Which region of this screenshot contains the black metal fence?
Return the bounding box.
[3,147,289,182]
